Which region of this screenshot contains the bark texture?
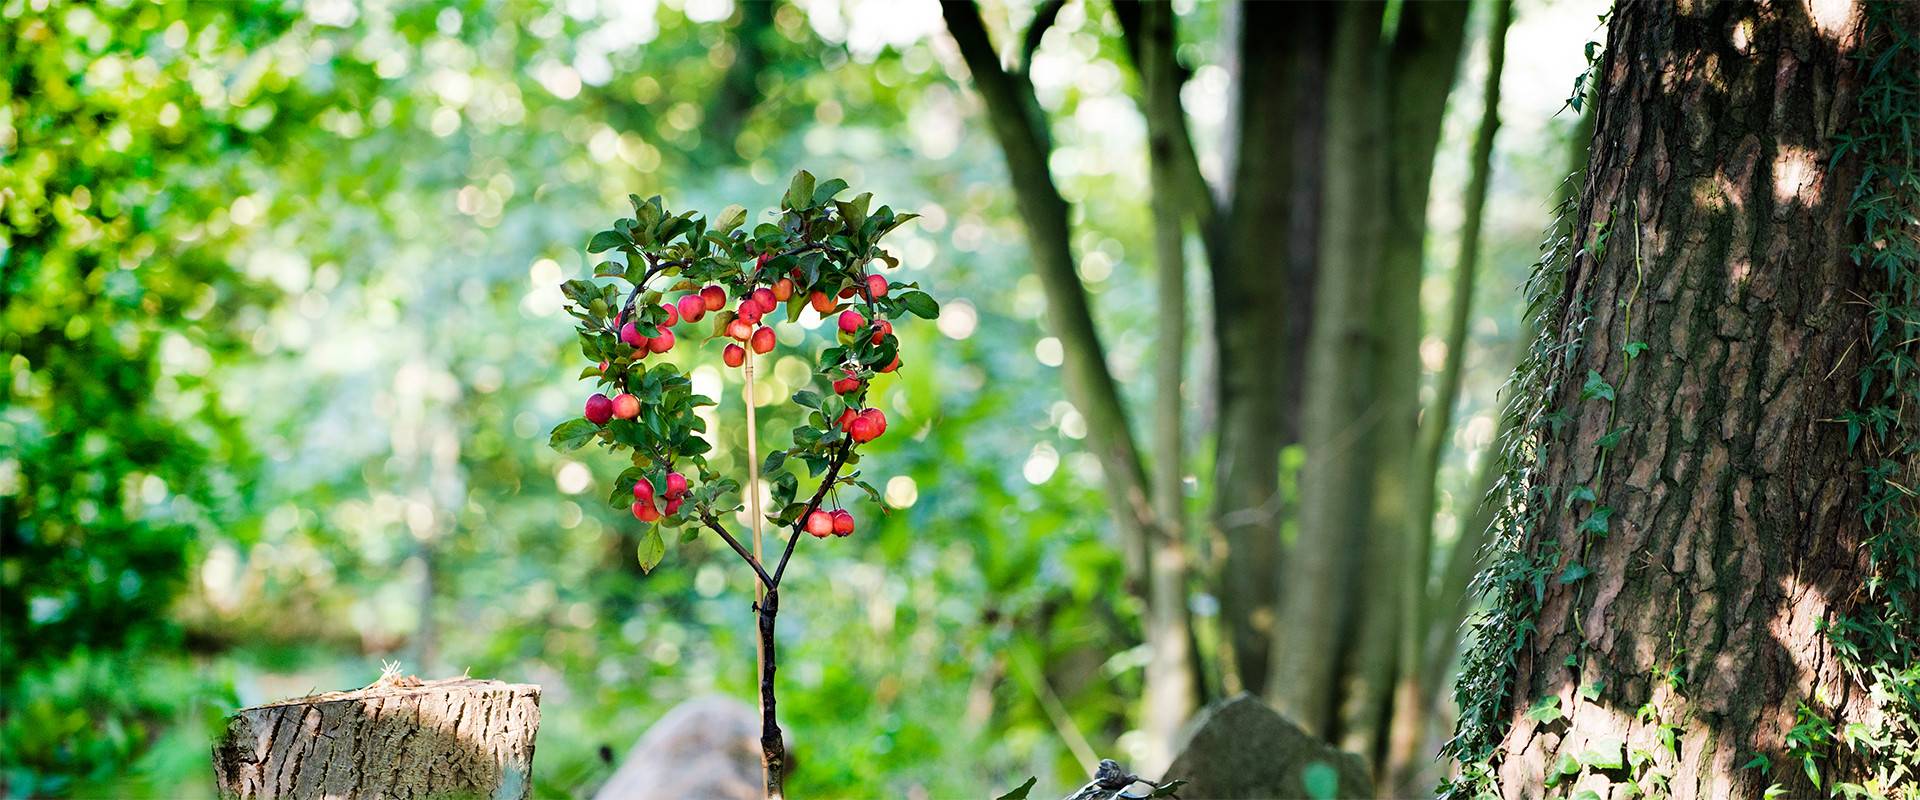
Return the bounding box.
[1492,3,1894,796]
[212,677,540,800]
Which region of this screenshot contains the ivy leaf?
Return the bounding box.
[897,290,940,319]
[1559,562,1591,583]
[1566,485,1597,506]
[993,777,1036,800]
[1595,425,1629,450]
[1527,695,1564,722]
[1579,739,1625,770]
[1624,341,1648,359]
[548,418,599,452]
[1581,369,1615,402]
[636,527,665,574]
[1578,506,1613,537]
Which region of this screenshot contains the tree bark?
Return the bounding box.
[212,677,540,800]
[1488,3,1900,796]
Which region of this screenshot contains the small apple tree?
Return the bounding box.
[548,171,935,797]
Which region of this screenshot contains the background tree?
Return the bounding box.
[1447,2,1920,796]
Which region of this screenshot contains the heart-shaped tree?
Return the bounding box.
[549,171,936,797]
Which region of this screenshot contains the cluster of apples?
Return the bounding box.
[804,508,856,538]
[630,471,689,522]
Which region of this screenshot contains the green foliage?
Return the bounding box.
[1441,175,1588,792]
[1821,3,1920,793]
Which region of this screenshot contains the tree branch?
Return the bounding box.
[700,511,776,589]
[771,439,854,586]
[1020,0,1067,73]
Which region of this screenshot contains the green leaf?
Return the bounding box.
[1595,425,1629,449]
[897,290,940,319]
[1624,341,1648,359]
[1527,695,1564,722]
[1302,762,1339,799]
[1558,562,1591,584]
[1145,779,1187,798]
[792,390,822,409]
[714,204,748,234]
[784,170,816,210]
[1571,791,1602,800]
[1578,506,1613,536]
[762,450,787,475]
[1566,485,1597,506]
[587,229,627,253]
[1579,680,1605,701]
[812,177,849,205]
[548,418,599,452]
[1581,369,1615,402]
[993,777,1036,800]
[636,527,665,573]
[1579,738,1625,770]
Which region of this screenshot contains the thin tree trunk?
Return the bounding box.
[939,1,1161,583]
[1386,1,1512,789]
[1137,0,1197,773]
[1484,3,1903,795]
[1211,0,1329,699]
[1272,0,1389,740]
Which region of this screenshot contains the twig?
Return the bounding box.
[771,439,854,586]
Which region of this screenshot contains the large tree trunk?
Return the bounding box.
[212,677,541,800]
[1482,3,1904,796]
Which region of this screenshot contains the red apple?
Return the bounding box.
[632,500,660,522]
[620,321,647,349]
[772,278,796,301]
[665,471,688,498]
[664,496,683,516]
[810,291,836,314]
[633,478,655,503]
[751,287,776,315]
[838,309,864,335]
[660,302,679,327]
[830,509,854,537]
[701,284,727,311]
[863,274,888,299]
[879,354,900,373]
[805,510,833,538]
[724,343,746,368]
[870,319,893,345]
[862,407,888,437]
[677,294,706,324]
[751,325,776,354]
[832,368,861,395]
[726,318,754,341]
[848,414,877,443]
[585,393,614,425]
[612,393,640,420]
[736,301,763,326]
[648,328,675,353]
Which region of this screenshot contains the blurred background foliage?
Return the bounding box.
[1,0,1599,796]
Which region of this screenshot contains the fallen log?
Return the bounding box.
[211,675,540,800]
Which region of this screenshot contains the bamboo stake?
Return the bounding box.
[743,349,774,796]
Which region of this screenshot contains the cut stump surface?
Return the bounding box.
[212,676,541,800]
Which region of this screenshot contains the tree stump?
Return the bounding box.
[212,676,541,800]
